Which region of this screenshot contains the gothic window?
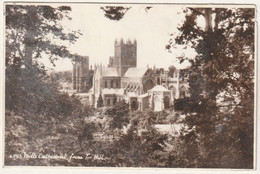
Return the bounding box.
[107,80,111,88]
[130,84,133,91]
[164,96,170,109]
[116,80,119,88]
[180,86,186,98]
[105,80,107,88]
[143,79,155,92]
[169,86,176,98]
[107,98,111,106]
[131,100,138,111]
[111,80,114,89]
[113,95,117,105]
[113,80,116,88]
[157,77,160,85]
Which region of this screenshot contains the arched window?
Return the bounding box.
[164,96,170,109]
[116,80,119,88]
[113,95,117,105]
[107,98,111,106]
[104,80,107,88]
[169,86,176,98]
[110,80,114,88]
[131,100,138,111]
[143,79,155,92]
[174,71,178,78]
[180,86,186,98]
[157,77,160,85]
[107,80,111,89]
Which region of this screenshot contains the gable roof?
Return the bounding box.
[102,88,124,95]
[138,93,149,98]
[123,68,148,77]
[149,85,169,92]
[102,68,119,77]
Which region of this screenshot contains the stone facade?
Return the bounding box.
[109,39,137,76]
[72,56,93,93]
[73,39,189,111]
[148,85,172,112]
[159,69,189,99]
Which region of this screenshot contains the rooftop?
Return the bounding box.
[102,88,124,95]
[102,67,119,77]
[149,85,169,92]
[138,93,149,98]
[123,68,148,77]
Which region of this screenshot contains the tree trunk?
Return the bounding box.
[204,8,212,32]
[24,30,33,68]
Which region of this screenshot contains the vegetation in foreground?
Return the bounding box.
[5,5,254,168]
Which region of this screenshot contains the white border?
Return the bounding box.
[0,0,259,174]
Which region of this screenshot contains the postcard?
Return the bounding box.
[2,1,257,172]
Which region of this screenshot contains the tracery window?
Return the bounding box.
[111,80,114,88]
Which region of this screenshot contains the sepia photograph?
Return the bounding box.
[3,1,256,169]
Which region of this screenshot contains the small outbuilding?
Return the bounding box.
[148,85,172,112]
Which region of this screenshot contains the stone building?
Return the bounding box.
[148,85,172,112]
[72,56,93,93]
[91,39,155,109]
[73,38,189,112]
[91,65,124,107]
[137,93,149,111]
[122,67,155,111]
[159,68,189,99]
[109,38,137,76]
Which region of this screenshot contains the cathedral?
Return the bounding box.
[72,38,189,111]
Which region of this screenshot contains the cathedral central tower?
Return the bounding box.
[109,38,137,76]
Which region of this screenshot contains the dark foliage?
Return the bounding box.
[96,94,103,108]
[100,6,131,21]
[169,8,255,168]
[105,101,129,130]
[4,5,91,166]
[105,118,168,167]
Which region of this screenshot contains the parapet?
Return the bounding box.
[114,38,137,46]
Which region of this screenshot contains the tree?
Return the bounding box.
[6,5,80,65]
[100,6,131,21]
[4,5,92,166]
[103,109,169,167]
[168,65,177,77]
[168,8,255,168]
[105,100,130,131]
[112,94,117,105]
[5,5,81,112]
[97,94,104,108]
[100,6,152,21]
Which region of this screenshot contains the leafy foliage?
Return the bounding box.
[5,5,81,111]
[5,5,255,168]
[5,5,81,68]
[50,70,73,83]
[169,8,255,168]
[104,111,169,167]
[96,94,103,108]
[168,65,177,77]
[105,101,130,130]
[4,5,91,166]
[100,6,131,21]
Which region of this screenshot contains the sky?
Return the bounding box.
[43,4,196,72]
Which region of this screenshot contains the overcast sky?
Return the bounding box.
[43,4,196,71]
